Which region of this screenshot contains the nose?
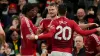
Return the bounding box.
[76,41,80,44]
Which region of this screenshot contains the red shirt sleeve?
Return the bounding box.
[39,19,44,30]
[97,37,100,47]
[30,20,38,34]
[91,34,100,47]
[21,17,38,36]
[38,21,56,39]
[72,20,97,36]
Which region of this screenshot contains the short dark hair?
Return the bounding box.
[49,3,58,9]
[58,3,67,16]
[22,3,39,15]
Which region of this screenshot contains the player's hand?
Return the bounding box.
[88,23,99,27]
[26,34,35,40]
[96,27,100,32]
[37,28,42,35]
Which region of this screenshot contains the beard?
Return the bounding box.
[51,14,56,18]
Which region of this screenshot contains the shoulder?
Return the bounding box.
[68,19,75,22]
[65,18,76,24]
[41,19,51,22]
[90,34,98,38]
[90,34,100,41]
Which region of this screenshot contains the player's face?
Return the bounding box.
[28,7,38,18]
[32,7,38,16]
[48,6,58,18]
[75,36,84,49]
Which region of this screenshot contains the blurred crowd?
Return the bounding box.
[0,0,100,56]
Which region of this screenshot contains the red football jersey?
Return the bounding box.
[38,16,97,53]
[84,34,100,56]
[20,15,37,55]
[40,19,52,33]
[39,19,52,53]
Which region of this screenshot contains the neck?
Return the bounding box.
[51,15,57,20]
[59,14,66,17]
[26,15,32,19]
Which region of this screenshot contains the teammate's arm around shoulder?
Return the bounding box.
[72,20,100,36]
[27,21,56,40]
[79,23,99,29]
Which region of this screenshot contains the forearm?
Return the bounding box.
[38,32,54,39]
[79,24,89,29]
[37,27,56,39]
[75,27,97,36]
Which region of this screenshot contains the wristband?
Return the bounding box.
[35,35,38,40]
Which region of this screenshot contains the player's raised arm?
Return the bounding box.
[73,20,100,36]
